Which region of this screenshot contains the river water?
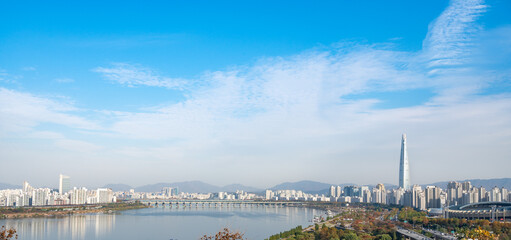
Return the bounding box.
[0,205,321,239]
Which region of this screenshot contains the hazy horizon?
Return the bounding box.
[1,0,510,188]
[4,176,511,191]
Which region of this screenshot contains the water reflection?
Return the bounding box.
[0,205,317,240]
[1,213,115,240]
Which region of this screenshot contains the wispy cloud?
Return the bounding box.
[0,88,99,133]
[422,0,487,69]
[0,69,19,84]
[0,69,6,81]
[99,0,511,185]
[21,66,36,71]
[1,0,510,186]
[93,63,187,89]
[54,139,103,152]
[54,78,75,83]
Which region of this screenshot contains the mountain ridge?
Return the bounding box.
[1,178,510,192]
[0,183,21,190]
[425,178,511,190]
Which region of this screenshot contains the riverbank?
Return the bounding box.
[0,201,148,219]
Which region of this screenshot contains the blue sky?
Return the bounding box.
[1,0,510,188]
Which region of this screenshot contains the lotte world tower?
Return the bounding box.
[399,134,410,190]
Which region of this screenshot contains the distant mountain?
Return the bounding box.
[382,183,399,189]
[369,183,399,190]
[221,184,262,193]
[103,183,133,192]
[271,180,332,193]
[0,183,21,190]
[135,181,222,193]
[427,178,511,190]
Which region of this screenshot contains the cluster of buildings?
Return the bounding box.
[264,189,330,201]
[0,174,115,207]
[1,134,509,220]
[263,134,510,213]
[318,181,510,211]
[214,190,257,200]
[114,187,259,201]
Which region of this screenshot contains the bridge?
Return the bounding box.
[138,199,305,207]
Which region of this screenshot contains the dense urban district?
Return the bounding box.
[1,134,510,239]
[265,203,511,240]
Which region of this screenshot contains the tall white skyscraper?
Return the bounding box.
[399,134,410,190]
[59,174,71,195]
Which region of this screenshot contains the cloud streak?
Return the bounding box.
[1,0,510,187]
[93,63,187,89]
[423,0,487,69]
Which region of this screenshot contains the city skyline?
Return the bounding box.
[3,174,511,192]
[3,173,510,211]
[1,0,511,188]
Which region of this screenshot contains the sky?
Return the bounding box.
[1,0,510,189]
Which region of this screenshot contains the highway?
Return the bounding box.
[396,226,432,240]
[422,228,457,240]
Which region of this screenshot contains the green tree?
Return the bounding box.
[379,234,392,240]
[343,232,359,240]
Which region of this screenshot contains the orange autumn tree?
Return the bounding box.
[464,227,498,240]
[201,228,245,240]
[0,226,17,240]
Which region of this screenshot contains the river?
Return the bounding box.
[0,205,322,239]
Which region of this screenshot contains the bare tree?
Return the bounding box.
[200,228,245,240]
[0,226,17,240]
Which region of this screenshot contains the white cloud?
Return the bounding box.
[54,139,103,152]
[0,69,6,81]
[93,63,187,89]
[0,88,105,155]
[98,0,511,185]
[422,0,487,69]
[1,0,510,187]
[21,66,36,71]
[0,88,99,133]
[29,131,65,139]
[0,69,19,84]
[54,78,75,83]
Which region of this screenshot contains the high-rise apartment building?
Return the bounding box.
[336,186,342,198]
[399,134,410,190]
[161,187,179,198]
[265,190,273,200]
[22,181,33,193]
[32,188,50,206]
[371,184,387,204]
[478,187,487,202]
[59,174,71,195]
[330,186,336,198]
[343,186,361,197]
[425,186,441,208]
[97,188,114,203]
[70,187,87,205]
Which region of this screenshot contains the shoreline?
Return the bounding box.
[0,202,148,219]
